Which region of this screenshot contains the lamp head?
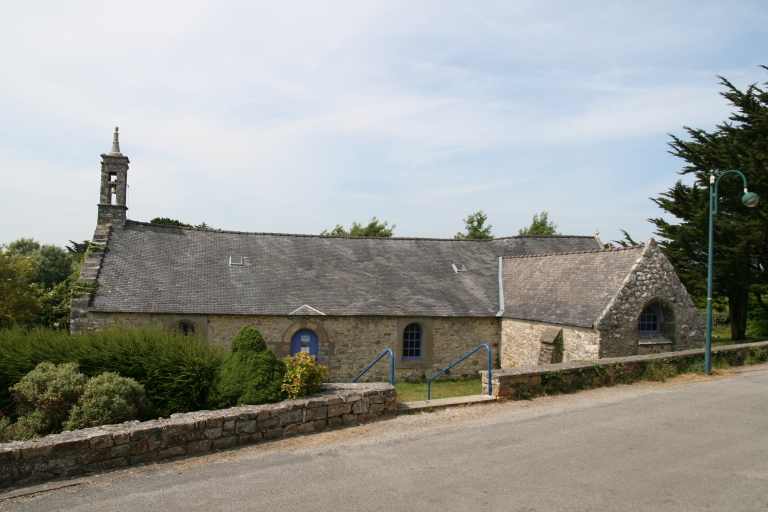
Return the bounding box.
[742,190,760,208]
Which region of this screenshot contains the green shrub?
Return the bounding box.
[745,319,768,338]
[0,412,41,441]
[282,352,328,398]
[0,413,10,442]
[0,326,226,420]
[712,310,730,326]
[641,360,678,382]
[210,326,286,407]
[685,359,706,373]
[712,353,733,370]
[9,362,87,435]
[64,373,146,431]
[0,409,40,442]
[746,346,768,365]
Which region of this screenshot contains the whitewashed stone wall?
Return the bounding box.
[500,318,599,368]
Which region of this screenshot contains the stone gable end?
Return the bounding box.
[595,240,704,357]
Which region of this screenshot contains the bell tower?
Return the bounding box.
[97,127,130,227]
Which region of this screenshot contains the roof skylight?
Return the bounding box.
[229,256,244,266]
[452,263,467,272]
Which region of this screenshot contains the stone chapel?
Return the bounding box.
[71,129,705,381]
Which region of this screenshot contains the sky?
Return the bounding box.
[1,1,767,247]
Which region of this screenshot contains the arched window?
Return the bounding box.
[177,321,196,336]
[638,305,660,333]
[402,323,422,359]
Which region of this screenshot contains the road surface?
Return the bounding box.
[2,366,767,511]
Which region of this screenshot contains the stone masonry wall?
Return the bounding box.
[75,313,500,382]
[500,318,599,368]
[0,384,395,489]
[595,240,705,357]
[482,341,768,399]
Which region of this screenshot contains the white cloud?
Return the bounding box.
[1,1,767,246]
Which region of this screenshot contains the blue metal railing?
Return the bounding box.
[352,348,395,385]
[427,343,492,400]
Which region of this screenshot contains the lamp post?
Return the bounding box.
[705,170,759,375]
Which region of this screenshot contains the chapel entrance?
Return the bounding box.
[291,329,319,357]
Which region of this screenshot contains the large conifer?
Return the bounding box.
[651,67,768,339]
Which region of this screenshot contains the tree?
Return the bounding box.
[0,249,41,328]
[321,217,395,237]
[610,230,641,248]
[518,211,559,235]
[650,68,768,340]
[150,217,191,227]
[454,210,493,239]
[149,218,212,229]
[66,240,92,264]
[5,238,75,290]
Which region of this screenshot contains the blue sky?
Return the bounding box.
[1,1,767,247]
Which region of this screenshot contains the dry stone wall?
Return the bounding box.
[0,384,395,489]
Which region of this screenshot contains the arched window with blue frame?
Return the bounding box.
[638,305,660,333]
[402,323,423,359]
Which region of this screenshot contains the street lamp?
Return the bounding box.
[705,170,759,374]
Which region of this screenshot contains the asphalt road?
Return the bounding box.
[2,366,768,511]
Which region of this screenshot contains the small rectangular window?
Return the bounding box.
[229,256,244,266]
[452,263,467,272]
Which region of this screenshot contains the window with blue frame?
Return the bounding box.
[638,305,660,333]
[402,323,422,359]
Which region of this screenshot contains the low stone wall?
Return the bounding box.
[481,341,768,399]
[0,383,395,489]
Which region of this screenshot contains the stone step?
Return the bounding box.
[396,394,497,413]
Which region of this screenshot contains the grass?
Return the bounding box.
[394,378,482,402]
[710,325,768,347]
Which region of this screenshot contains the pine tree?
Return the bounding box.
[650,67,768,340]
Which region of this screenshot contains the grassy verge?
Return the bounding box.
[710,325,768,347]
[395,378,482,402]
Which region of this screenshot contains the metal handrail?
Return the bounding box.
[427,343,492,400]
[352,348,395,385]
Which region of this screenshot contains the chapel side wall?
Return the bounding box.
[210,315,499,382]
[500,318,599,368]
[74,313,500,382]
[595,241,705,358]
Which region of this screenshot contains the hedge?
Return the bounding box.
[0,326,226,420]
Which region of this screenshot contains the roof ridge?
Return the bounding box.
[501,243,646,259]
[127,220,597,242]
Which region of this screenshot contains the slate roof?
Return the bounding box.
[500,244,646,327]
[90,221,601,317]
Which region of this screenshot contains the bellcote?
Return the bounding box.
[97,127,130,227]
